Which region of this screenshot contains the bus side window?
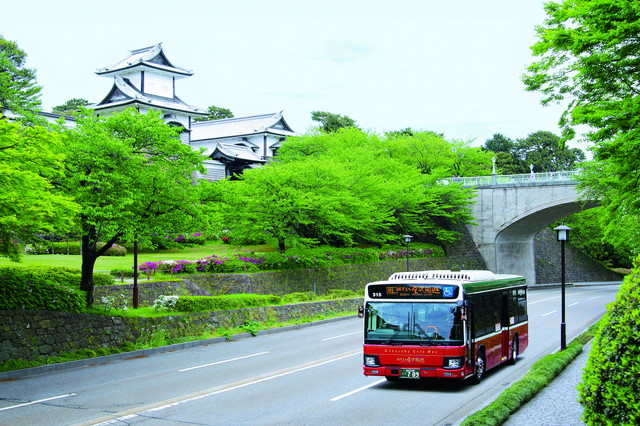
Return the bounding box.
[469,296,481,338]
[500,293,510,327]
[489,294,501,332]
[508,290,519,324]
[517,289,528,322]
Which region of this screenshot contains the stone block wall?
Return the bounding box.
[0,298,361,363]
[534,228,622,284]
[187,254,486,297]
[93,253,486,308]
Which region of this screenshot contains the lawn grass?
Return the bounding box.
[0,242,276,272]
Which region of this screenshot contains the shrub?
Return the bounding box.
[174,294,282,312]
[326,289,361,299]
[93,273,116,286]
[154,295,180,311]
[24,241,125,256]
[183,233,206,245]
[578,258,640,425]
[0,266,85,312]
[111,268,136,278]
[0,265,113,290]
[282,292,317,303]
[51,241,81,255]
[97,242,127,256]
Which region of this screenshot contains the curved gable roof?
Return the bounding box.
[96,43,193,77]
[190,111,297,141]
[93,76,207,116]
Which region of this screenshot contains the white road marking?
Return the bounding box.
[528,296,558,305]
[322,331,360,341]
[541,310,557,317]
[0,393,76,412]
[330,379,386,401]
[588,296,600,300]
[178,351,270,372]
[568,302,580,307]
[93,350,361,425]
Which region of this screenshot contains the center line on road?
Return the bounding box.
[0,394,76,412]
[541,310,557,317]
[178,351,270,372]
[330,379,386,402]
[568,302,580,307]
[91,350,362,425]
[322,331,360,341]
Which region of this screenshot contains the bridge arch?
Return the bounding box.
[461,172,598,284]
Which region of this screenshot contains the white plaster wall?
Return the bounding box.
[144,73,173,98]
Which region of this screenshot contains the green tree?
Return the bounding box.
[483,131,585,174]
[52,98,91,115]
[579,263,640,424]
[562,209,632,268]
[515,131,585,172]
[0,35,42,122]
[484,133,515,153]
[310,111,358,133]
[57,108,207,306]
[524,0,640,259]
[222,128,474,251]
[386,131,493,177]
[0,119,79,260]
[483,134,524,174]
[193,105,234,122]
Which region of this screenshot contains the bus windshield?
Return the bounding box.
[365,302,463,345]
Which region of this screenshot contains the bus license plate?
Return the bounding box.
[401,369,420,379]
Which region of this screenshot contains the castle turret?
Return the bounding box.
[93,43,207,144]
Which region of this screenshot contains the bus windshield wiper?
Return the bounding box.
[385,323,406,344]
[413,324,434,345]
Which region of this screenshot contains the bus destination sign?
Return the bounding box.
[368,284,459,299]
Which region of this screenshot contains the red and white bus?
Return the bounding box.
[362,270,528,384]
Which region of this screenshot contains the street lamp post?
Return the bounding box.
[554,223,571,350]
[403,235,413,272]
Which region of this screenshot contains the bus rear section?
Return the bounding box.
[362,270,527,384]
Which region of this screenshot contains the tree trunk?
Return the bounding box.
[80,234,98,307]
[277,237,286,253]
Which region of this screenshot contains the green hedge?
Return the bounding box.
[0,266,113,289]
[578,261,640,425]
[0,266,85,312]
[174,294,283,312]
[25,241,127,256]
[461,324,601,426]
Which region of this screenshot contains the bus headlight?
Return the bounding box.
[443,357,463,369]
[364,355,379,367]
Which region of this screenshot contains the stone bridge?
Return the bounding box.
[450,171,598,285]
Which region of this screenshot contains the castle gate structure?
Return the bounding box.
[452,171,598,285]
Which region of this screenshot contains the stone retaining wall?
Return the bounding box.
[534,228,622,283]
[92,253,486,308]
[0,299,361,363]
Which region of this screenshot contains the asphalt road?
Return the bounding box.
[0,284,620,426]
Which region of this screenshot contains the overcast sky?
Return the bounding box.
[1,0,568,145]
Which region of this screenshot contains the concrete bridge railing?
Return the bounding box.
[447,170,580,188]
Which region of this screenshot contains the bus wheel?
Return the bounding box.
[509,336,519,365]
[471,352,485,385]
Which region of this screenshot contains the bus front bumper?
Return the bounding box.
[363,365,467,379]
